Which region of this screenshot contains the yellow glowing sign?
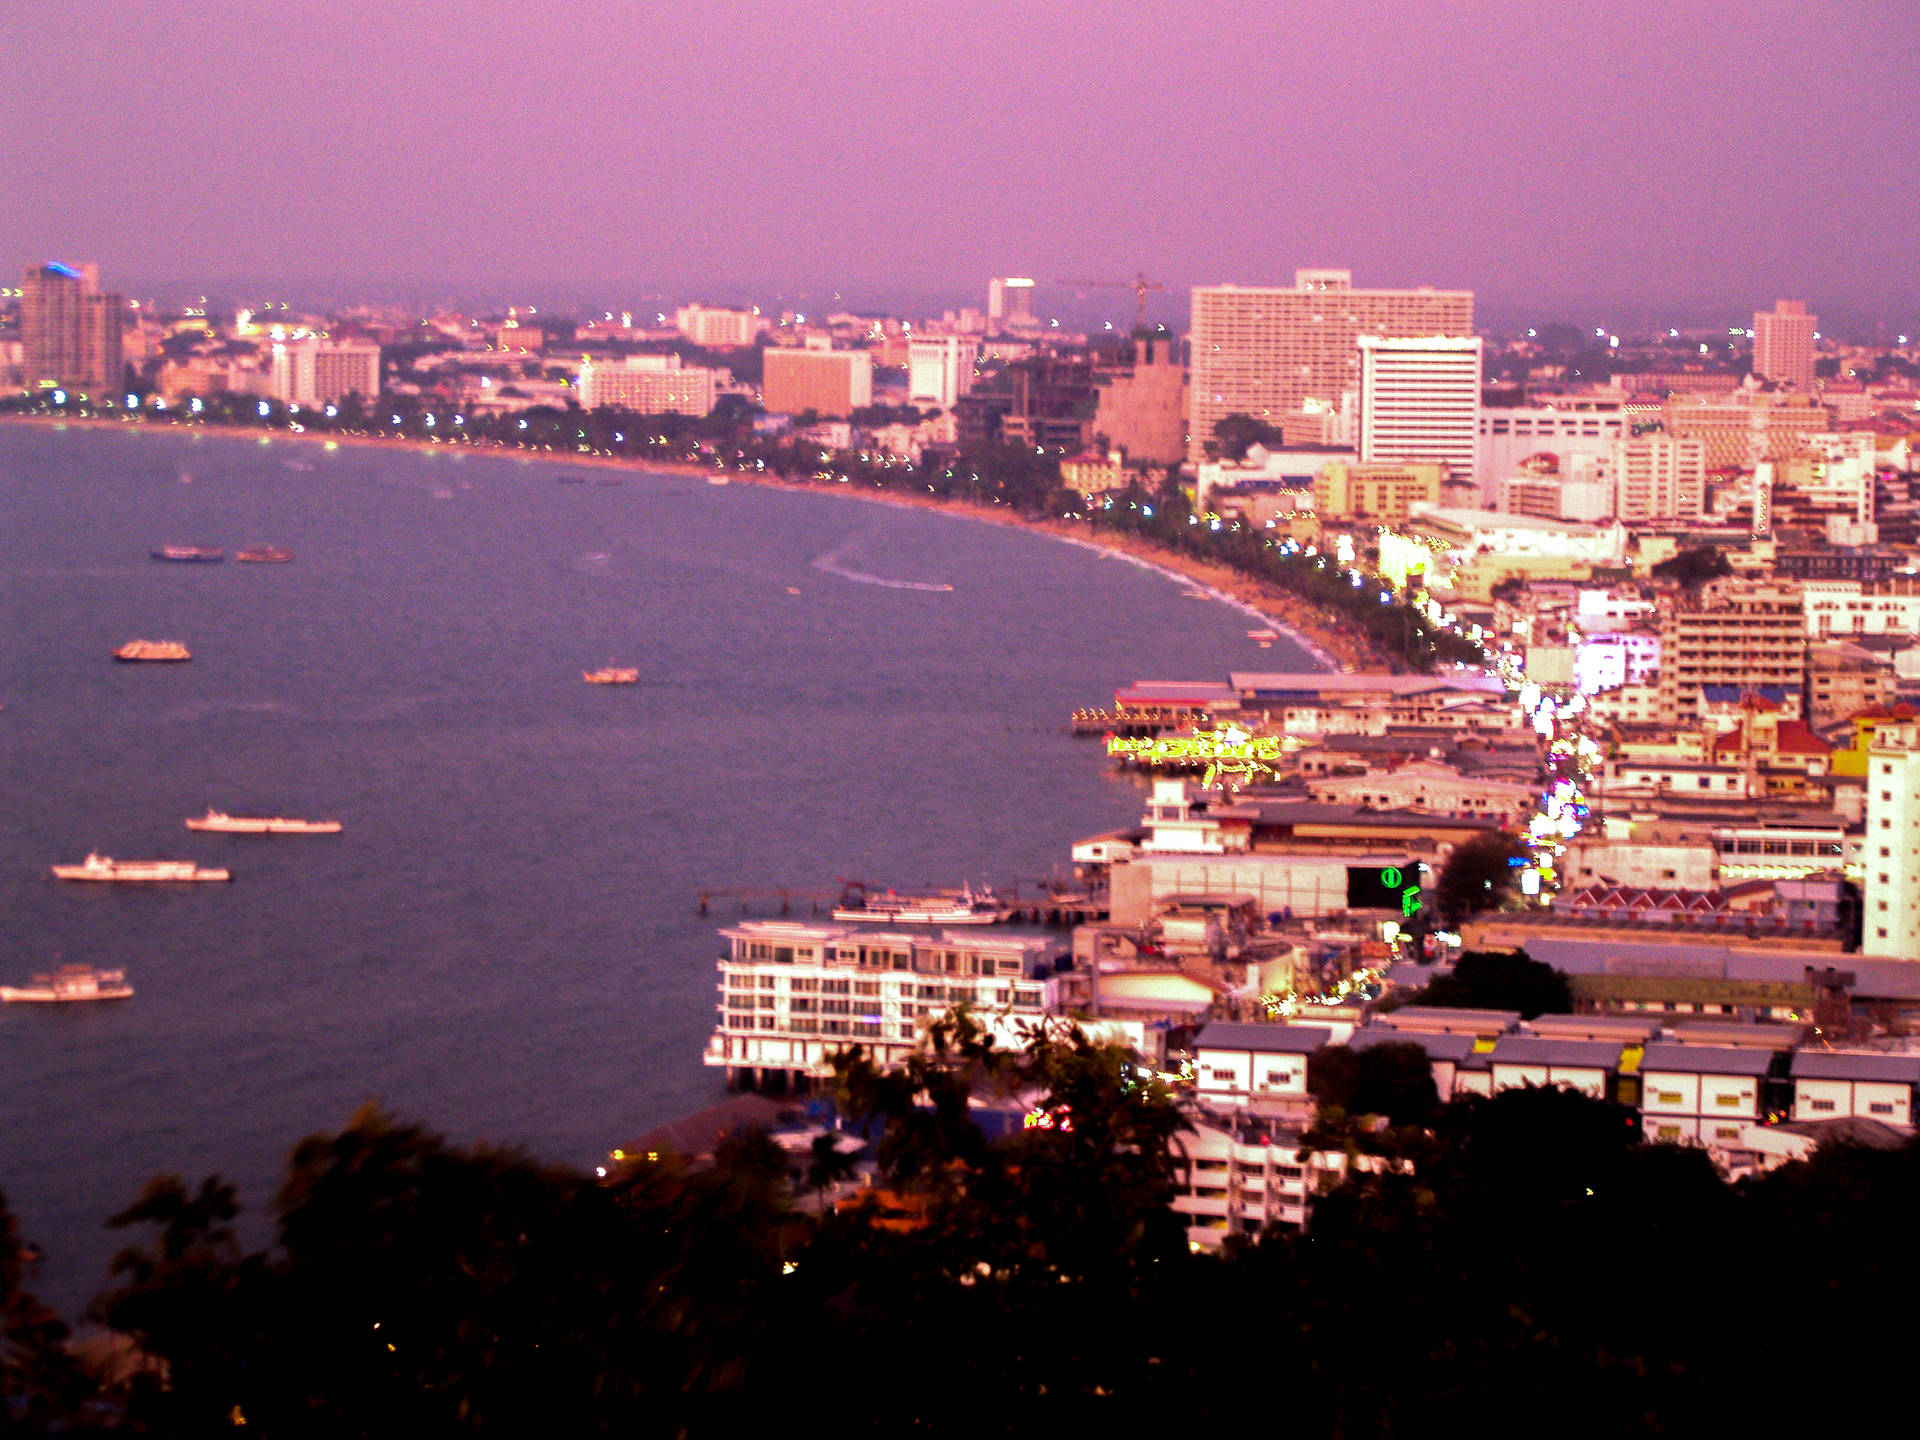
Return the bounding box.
[1106,726,1283,786]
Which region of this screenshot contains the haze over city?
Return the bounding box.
[4,0,1918,328]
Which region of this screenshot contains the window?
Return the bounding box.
[1809,1098,1837,1113]
[821,978,850,995]
[853,981,881,997]
[758,975,777,989]
[1656,1125,1682,1140]
[791,977,818,993]
[1869,1101,1896,1116]
[1714,1094,1743,1107]
[1715,1126,1743,1141]
[1655,1090,1684,1105]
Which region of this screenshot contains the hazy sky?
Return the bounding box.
[4,0,1916,329]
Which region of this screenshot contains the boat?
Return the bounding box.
[51,854,230,882]
[831,882,1007,926]
[1,966,133,1003]
[114,641,191,663]
[584,667,639,685]
[235,545,294,563]
[186,809,342,835]
[151,545,223,562]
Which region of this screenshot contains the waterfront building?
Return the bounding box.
[20,260,122,393]
[268,338,381,406]
[705,920,1062,1086]
[1312,460,1445,523]
[905,335,976,411]
[1188,270,1472,463]
[1356,334,1481,478]
[674,304,762,349]
[577,354,719,416]
[1753,300,1817,392]
[761,346,873,418]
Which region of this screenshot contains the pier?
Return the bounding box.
[696,881,1107,926]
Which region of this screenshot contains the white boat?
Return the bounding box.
[185,810,342,835]
[583,667,639,685]
[831,883,1007,926]
[51,854,230,882]
[1,966,133,1003]
[114,640,191,663]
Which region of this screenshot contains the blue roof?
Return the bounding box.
[1194,1022,1333,1055]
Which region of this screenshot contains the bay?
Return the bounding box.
[0,423,1313,1311]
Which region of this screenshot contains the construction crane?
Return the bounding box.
[1055,271,1166,331]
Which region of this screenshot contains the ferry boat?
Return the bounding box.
[186,809,342,835]
[1,966,133,1004]
[235,545,294,563]
[51,854,230,883]
[831,882,1007,926]
[151,545,224,562]
[583,666,640,685]
[114,641,191,663]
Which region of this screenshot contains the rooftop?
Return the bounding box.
[1639,1043,1780,1077]
[1194,1022,1334,1055]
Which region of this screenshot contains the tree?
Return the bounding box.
[1651,544,1731,586]
[1418,948,1572,1019]
[1433,831,1531,924]
[1307,1041,1441,1129]
[1207,412,1286,462]
[1,1189,91,1432]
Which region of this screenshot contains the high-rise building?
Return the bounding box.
[1189,270,1472,464]
[1312,461,1445,523]
[1612,435,1706,523]
[1863,722,1920,960]
[577,354,718,416]
[987,277,1035,325]
[1089,333,1189,466]
[20,261,123,393]
[761,347,873,418]
[905,335,976,410]
[1753,300,1817,391]
[267,339,382,406]
[1356,335,1481,477]
[674,304,762,350]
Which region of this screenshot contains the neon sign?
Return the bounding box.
[1107,725,1283,786]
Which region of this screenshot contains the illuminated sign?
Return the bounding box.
[1347,864,1425,917]
[1107,725,1284,786]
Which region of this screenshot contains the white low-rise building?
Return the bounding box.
[1639,1043,1777,1148]
[1789,1050,1920,1126]
[706,921,1061,1085]
[1173,1115,1364,1246]
[1485,1037,1624,1100]
[1191,1021,1331,1118]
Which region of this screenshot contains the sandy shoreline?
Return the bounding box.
[0,412,1379,671]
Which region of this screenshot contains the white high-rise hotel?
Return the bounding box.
[1188,269,1472,463]
[1356,334,1481,476]
[1864,723,1920,960]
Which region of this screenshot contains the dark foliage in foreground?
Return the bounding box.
[5,1018,1916,1435]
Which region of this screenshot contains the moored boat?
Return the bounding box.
[114,641,191,662]
[1,966,133,1003]
[51,854,229,883]
[235,545,294,563]
[584,667,640,685]
[151,545,223,562]
[186,809,342,835]
[831,882,1007,926]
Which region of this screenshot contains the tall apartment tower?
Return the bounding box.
[1612,435,1707,522]
[20,261,123,392]
[1864,724,1920,959]
[1753,300,1817,391]
[987,277,1035,325]
[1657,584,1807,725]
[1356,334,1481,477]
[1189,269,1471,463]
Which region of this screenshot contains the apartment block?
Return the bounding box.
[1613,435,1705,522]
[1862,723,1920,960]
[1312,460,1445,523]
[674,304,762,350]
[1753,299,1817,392]
[761,346,873,418]
[20,260,122,392]
[704,921,1061,1084]
[1188,270,1471,463]
[1658,585,1807,724]
[577,354,719,416]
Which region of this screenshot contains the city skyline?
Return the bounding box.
[3,2,1918,329]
